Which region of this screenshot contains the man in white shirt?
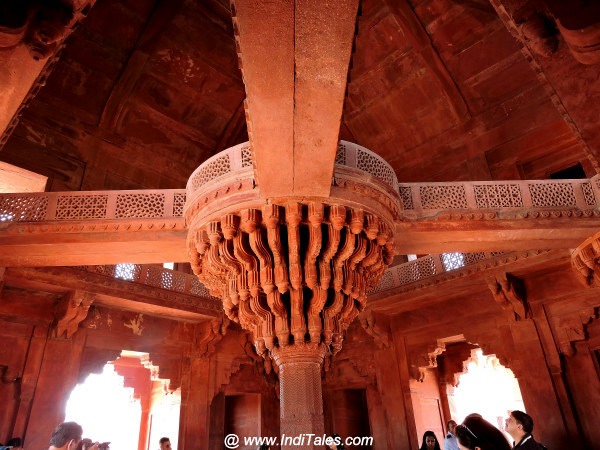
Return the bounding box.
[443,419,459,450]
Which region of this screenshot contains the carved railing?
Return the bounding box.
[336,141,399,191]
[185,141,399,198]
[399,177,600,214]
[0,189,186,223]
[71,264,221,303]
[369,251,509,294]
[3,170,597,226]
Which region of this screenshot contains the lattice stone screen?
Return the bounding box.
[474,184,523,208]
[55,194,109,219]
[0,195,48,221]
[116,193,166,218]
[420,185,468,209]
[529,183,576,207]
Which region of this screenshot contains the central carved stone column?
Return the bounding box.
[272,344,327,444]
[185,143,399,449]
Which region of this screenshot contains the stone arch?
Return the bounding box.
[409,329,516,383]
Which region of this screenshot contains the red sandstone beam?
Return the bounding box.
[394,218,600,254]
[2,215,600,267]
[4,267,220,320]
[0,223,188,266]
[232,0,359,198]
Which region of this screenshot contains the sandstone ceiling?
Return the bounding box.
[1,0,599,190]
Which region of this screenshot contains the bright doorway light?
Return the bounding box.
[65,365,141,450]
[448,349,525,434]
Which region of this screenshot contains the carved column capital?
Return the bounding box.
[271,342,328,368]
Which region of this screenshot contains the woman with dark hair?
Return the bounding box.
[454,414,511,450]
[418,431,441,450]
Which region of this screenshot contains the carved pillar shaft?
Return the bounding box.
[272,345,327,450]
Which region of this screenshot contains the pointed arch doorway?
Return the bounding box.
[65,351,180,450]
[448,348,525,433]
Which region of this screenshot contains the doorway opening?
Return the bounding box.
[65,364,141,450]
[448,348,525,432]
[65,351,180,450]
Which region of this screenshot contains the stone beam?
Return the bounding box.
[0,223,187,266]
[5,266,221,320]
[3,178,600,266]
[394,217,600,254]
[232,0,359,198]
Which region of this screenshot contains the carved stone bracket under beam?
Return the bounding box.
[53,290,95,339]
[487,273,529,321]
[358,309,391,349]
[555,307,598,356]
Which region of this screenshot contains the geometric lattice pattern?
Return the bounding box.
[241,145,253,168]
[146,266,173,289]
[582,182,596,206]
[397,255,437,284]
[73,265,220,300]
[356,148,396,189]
[399,186,414,210]
[441,252,465,271]
[190,154,231,190]
[474,184,523,208]
[464,252,486,265]
[368,270,394,294]
[55,194,108,220]
[335,144,347,165]
[0,195,48,222]
[115,193,165,218]
[420,185,468,209]
[173,192,186,217]
[529,183,576,207]
[190,278,216,299]
[115,263,140,281]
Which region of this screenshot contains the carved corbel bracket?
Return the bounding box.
[487,273,529,321]
[53,290,95,339]
[194,314,230,359]
[358,309,390,349]
[556,308,598,356]
[0,0,96,60]
[409,341,447,382]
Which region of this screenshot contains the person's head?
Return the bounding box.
[49,422,83,450]
[447,420,457,435]
[328,434,344,450]
[505,410,533,441]
[419,431,440,450]
[158,438,171,450]
[7,438,22,450]
[455,414,511,450]
[258,445,270,450]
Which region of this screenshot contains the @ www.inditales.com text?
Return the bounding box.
[224,433,374,448]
